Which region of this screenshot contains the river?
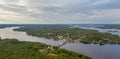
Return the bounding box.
[0,27,120,59]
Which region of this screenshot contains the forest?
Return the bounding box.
[0,38,90,59]
[14,25,120,45]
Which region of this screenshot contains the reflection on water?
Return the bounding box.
[0,27,120,59]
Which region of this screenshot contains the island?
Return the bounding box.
[14,25,120,45]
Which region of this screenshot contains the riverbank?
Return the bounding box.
[14,25,120,45]
[1,26,120,59]
[0,38,90,59]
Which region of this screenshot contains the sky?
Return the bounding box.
[0,0,120,24]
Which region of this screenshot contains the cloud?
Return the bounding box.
[89,9,120,19]
[0,0,120,24]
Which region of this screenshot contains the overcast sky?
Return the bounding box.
[0,0,120,24]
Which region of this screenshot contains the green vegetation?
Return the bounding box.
[0,38,90,59]
[96,25,120,29]
[14,25,120,45]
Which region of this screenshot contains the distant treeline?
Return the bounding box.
[96,24,120,29]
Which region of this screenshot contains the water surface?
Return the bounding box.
[78,27,120,36]
[0,27,120,59]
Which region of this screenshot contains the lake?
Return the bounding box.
[78,27,120,37]
[0,27,120,59]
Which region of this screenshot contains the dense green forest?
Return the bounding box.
[0,38,90,59]
[14,25,120,45]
